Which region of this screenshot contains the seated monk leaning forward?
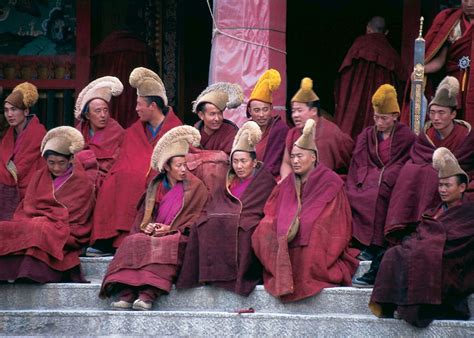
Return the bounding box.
[193,82,241,155]
[370,147,474,328]
[0,127,95,283]
[1,82,46,221]
[100,126,208,311]
[252,119,359,302]
[177,121,276,296]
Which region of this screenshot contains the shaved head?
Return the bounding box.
[367,16,386,34]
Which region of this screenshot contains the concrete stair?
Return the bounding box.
[0,257,472,336]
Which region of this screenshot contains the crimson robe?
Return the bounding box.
[285,118,354,174]
[99,172,208,296]
[0,158,95,282]
[346,123,416,247]
[90,110,182,248]
[176,164,276,296]
[370,202,474,328]
[0,115,46,221]
[255,116,289,177]
[77,117,125,188]
[252,164,359,302]
[194,119,238,155]
[334,33,406,139]
[385,120,474,243]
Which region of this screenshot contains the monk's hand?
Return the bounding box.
[153,223,171,236]
[143,223,156,235]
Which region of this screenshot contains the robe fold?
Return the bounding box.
[176,164,276,296]
[370,202,474,328]
[0,159,95,282]
[90,110,182,248]
[285,118,354,174]
[194,119,238,155]
[334,32,406,139]
[252,164,359,302]
[346,123,416,247]
[99,172,208,296]
[385,120,474,243]
[77,117,125,188]
[0,115,46,221]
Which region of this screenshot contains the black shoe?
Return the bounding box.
[352,273,375,288]
[356,249,374,261]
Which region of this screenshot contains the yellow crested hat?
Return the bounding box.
[249,69,281,104]
[372,84,400,114]
[291,77,319,103]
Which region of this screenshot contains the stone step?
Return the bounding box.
[0,310,472,336]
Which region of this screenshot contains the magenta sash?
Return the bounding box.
[155,182,184,225]
[53,166,73,191]
[229,175,254,199]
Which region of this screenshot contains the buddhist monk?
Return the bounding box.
[193,82,241,154]
[0,127,95,283]
[99,126,208,310]
[370,147,474,328]
[89,67,182,256]
[253,119,359,302]
[177,121,276,296]
[247,69,289,177]
[280,78,353,180]
[0,82,46,221]
[75,76,125,188]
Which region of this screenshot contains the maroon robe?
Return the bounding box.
[385,120,474,243]
[0,115,46,221]
[346,123,416,247]
[0,158,95,282]
[370,202,474,328]
[334,33,406,139]
[252,164,359,302]
[176,164,276,296]
[194,119,238,155]
[99,172,208,297]
[285,117,354,174]
[90,110,182,248]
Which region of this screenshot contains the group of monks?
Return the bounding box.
[0,3,473,330]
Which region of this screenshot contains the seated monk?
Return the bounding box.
[370,147,474,328]
[177,121,276,296]
[0,127,95,283]
[252,119,359,302]
[0,82,46,221]
[385,76,474,244]
[247,69,289,177]
[75,76,125,188]
[280,78,353,180]
[193,82,241,154]
[99,126,208,310]
[347,85,415,286]
[89,67,182,255]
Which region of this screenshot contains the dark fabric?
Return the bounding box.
[334,33,406,139]
[346,123,415,247]
[176,165,276,296]
[370,202,474,327]
[194,119,238,155]
[256,116,289,177]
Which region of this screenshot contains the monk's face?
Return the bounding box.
[87,99,109,131]
[46,154,71,177]
[232,151,257,180]
[249,100,272,129]
[373,113,398,133]
[291,102,317,129]
[462,0,474,18]
[290,145,316,176]
[4,102,28,129]
[136,96,155,123]
[429,104,456,131]
[165,156,187,183]
[438,176,466,205]
[198,103,223,133]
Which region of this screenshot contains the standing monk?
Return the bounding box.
[100,126,208,310]
[0,127,95,283]
[193,82,241,154]
[253,119,359,302]
[247,69,289,177]
[334,16,406,139]
[75,76,125,188]
[89,67,182,255]
[280,78,353,180]
[1,82,46,221]
[177,122,276,296]
[370,148,474,328]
